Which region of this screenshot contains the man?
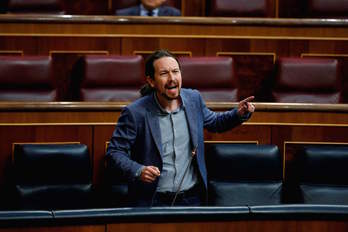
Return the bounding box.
[116,0,181,16]
[106,50,255,207]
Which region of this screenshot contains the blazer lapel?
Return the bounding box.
[182,93,199,149]
[146,109,163,156]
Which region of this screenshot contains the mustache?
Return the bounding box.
[165,81,179,88]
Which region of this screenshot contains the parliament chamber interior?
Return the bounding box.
[0,0,348,231]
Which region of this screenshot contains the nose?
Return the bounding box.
[168,71,175,80]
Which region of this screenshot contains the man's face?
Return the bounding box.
[147,56,182,102]
[141,0,166,10]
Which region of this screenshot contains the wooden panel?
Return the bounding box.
[51,51,110,101]
[204,125,271,145]
[0,225,105,232]
[93,125,115,186]
[107,220,348,232]
[217,52,275,101]
[122,38,205,56]
[278,0,306,18]
[63,0,109,15]
[0,50,23,55]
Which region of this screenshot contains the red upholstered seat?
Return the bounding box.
[7,0,65,14]
[272,57,342,103]
[307,0,348,18]
[0,56,57,101]
[208,0,269,17]
[178,56,237,102]
[74,55,144,101]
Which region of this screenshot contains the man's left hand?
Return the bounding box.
[238,96,255,117]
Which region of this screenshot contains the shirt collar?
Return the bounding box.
[140,4,160,16]
[153,92,184,115]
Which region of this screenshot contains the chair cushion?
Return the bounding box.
[296,145,348,204]
[76,55,144,101]
[209,0,269,17]
[7,0,64,14]
[0,56,57,101]
[272,57,342,103]
[307,0,348,18]
[13,143,92,209]
[178,56,237,101]
[206,144,283,206]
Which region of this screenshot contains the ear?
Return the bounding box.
[146,76,155,88]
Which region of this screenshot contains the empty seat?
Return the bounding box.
[178,56,237,102]
[271,57,342,103]
[206,144,283,206]
[12,143,93,210]
[0,56,57,101]
[295,145,348,204]
[307,0,348,18]
[7,0,65,14]
[208,0,270,17]
[73,55,144,101]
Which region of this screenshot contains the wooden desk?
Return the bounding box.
[0,102,347,188]
[0,15,347,57]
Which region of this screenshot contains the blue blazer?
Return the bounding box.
[116,5,181,16]
[107,88,247,205]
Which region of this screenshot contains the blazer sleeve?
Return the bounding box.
[198,92,248,132]
[106,107,143,181]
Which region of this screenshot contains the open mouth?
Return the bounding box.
[166,85,178,90]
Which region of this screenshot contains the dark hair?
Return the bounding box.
[140,49,180,96]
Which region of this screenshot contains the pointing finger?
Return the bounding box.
[240,96,255,104]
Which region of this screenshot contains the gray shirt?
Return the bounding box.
[154,94,198,193]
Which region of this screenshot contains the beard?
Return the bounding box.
[159,81,181,101]
[160,89,181,101]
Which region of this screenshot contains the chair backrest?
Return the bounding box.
[178,56,237,102]
[206,144,283,206]
[0,56,57,101]
[295,145,348,204]
[208,0,270,17]
[272,57,342,103]
[12,143,92,210]
[307,0,348,18]
[73,55,144,101]
[7,0,65,14]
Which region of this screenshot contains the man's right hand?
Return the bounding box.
[140,166,160,183]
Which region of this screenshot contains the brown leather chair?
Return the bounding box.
[207,0,269,17]
[73,55,145,101]
[271,57,342,103]
[178,56,237,102]
[7,0,65,14]
[0,55,57,101]
[307,0,348,18]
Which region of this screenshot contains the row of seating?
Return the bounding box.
[1,0,347,18]
[6,143,348,210]
[0,55,346,103]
